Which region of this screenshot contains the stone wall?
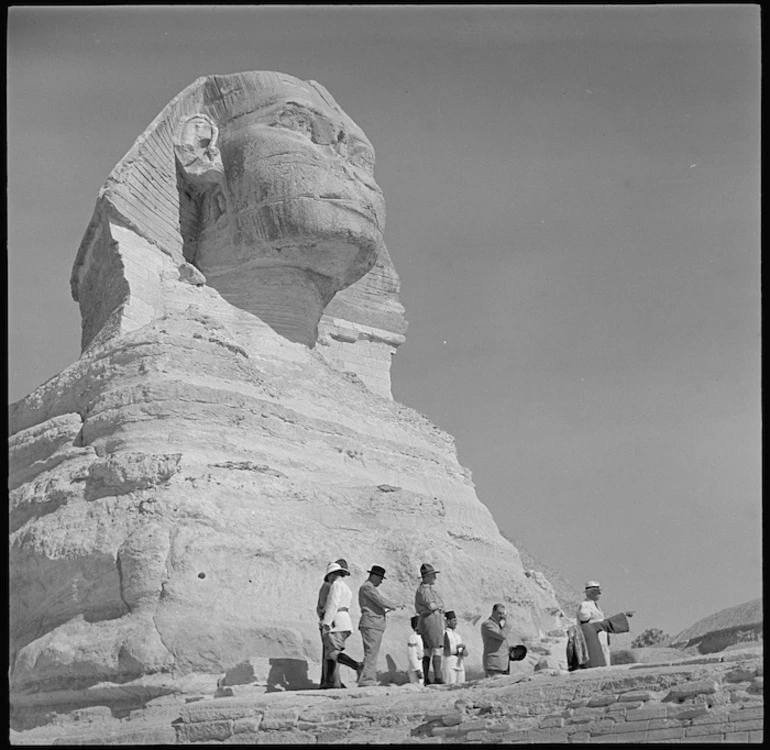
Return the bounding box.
[12,648,761,744]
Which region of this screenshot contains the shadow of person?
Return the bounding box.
[379,653,408,686]
[266,658,315,692]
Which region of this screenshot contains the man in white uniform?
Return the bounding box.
[441,611,467,684]
[320,560,363,688]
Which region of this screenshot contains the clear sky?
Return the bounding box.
[7,6,761,638]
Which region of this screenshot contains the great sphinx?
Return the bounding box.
[9,71,567,714]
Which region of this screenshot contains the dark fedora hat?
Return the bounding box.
[420,563,439,577]
[368,565,386,579]
[509,645,528,662]
[444,610,457,620]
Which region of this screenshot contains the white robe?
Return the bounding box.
[407,630,424,683]
[577,599,609,666]
[442,628,466,684]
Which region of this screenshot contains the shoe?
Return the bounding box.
[432,678,445,684]
[356,662,365,683]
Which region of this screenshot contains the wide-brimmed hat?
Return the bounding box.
[445,610,457,620]
[326,560,350,577]
[584,580,601,590]
[509,645,528,662]
[368,565,386,579]
[420,563,439,577]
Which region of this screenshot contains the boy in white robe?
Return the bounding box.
[407,615,424,684]
[441,610,467,684]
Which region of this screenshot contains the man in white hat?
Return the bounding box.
[577,580,634,667]
[320,560,363,688]
[317,558,348,688]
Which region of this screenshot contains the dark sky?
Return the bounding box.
[7,6,761,637]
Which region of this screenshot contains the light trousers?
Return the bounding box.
[359,627,384,686]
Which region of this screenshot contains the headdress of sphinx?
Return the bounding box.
[70,71,388,349]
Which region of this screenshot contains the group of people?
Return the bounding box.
[316,559,530,689]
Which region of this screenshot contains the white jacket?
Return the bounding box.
[321,578,354,632]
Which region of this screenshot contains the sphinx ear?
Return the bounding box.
[174,113,224,188]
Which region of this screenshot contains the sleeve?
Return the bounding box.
[602,613,630,634]
[577,602,593,623]
[366,586,398,611]
[481,620,506,644]
[316,583,328,619]
[322,581,341,628]
[407,634,421,671]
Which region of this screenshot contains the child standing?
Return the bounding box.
[442,610,467,684]
[407,615,424,684]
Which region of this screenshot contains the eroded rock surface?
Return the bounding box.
[9,71,568,716]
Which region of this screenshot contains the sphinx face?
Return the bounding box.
[196,79,385,291]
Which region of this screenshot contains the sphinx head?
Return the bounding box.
[173,73,385,345]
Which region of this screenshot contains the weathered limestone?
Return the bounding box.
[9,71,569,716]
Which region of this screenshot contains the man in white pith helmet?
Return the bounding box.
[320,560,363,688]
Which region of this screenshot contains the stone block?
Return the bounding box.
[729,719,764,732]
[461,719,494,731]
[430,726,463,737]
[666,680,718,701]
[626,705,668,721]
[538,717,564,729]
[748,730,764,742]
[726,668,756,683]
[730,690,763,704]
[728,706,765,722]
[568,699,591,708]
[465,730,491,741]
[679,734,725,743]
[530,729,568,743]
[618,690,654,702]
[725,733,750,743]
[568,716,593,725]
[260,708,300,731]
[569,731,591,742]
[587,695,616,707]
[748,677,763,693]
[498,730,530,742]
[232,716,263,734]
[673,706,709,720]
[645,727,686,741]
[648,718,678,730]
[440,713,463,726]
[316,729,354,743]
[690,711,731,725]
[594,720,650,735]
[590,720,621,734]
[180,702,258,724]
[686,723,729,737]
[177,719,233,743]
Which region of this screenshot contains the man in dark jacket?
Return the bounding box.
[481,603,512,677]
